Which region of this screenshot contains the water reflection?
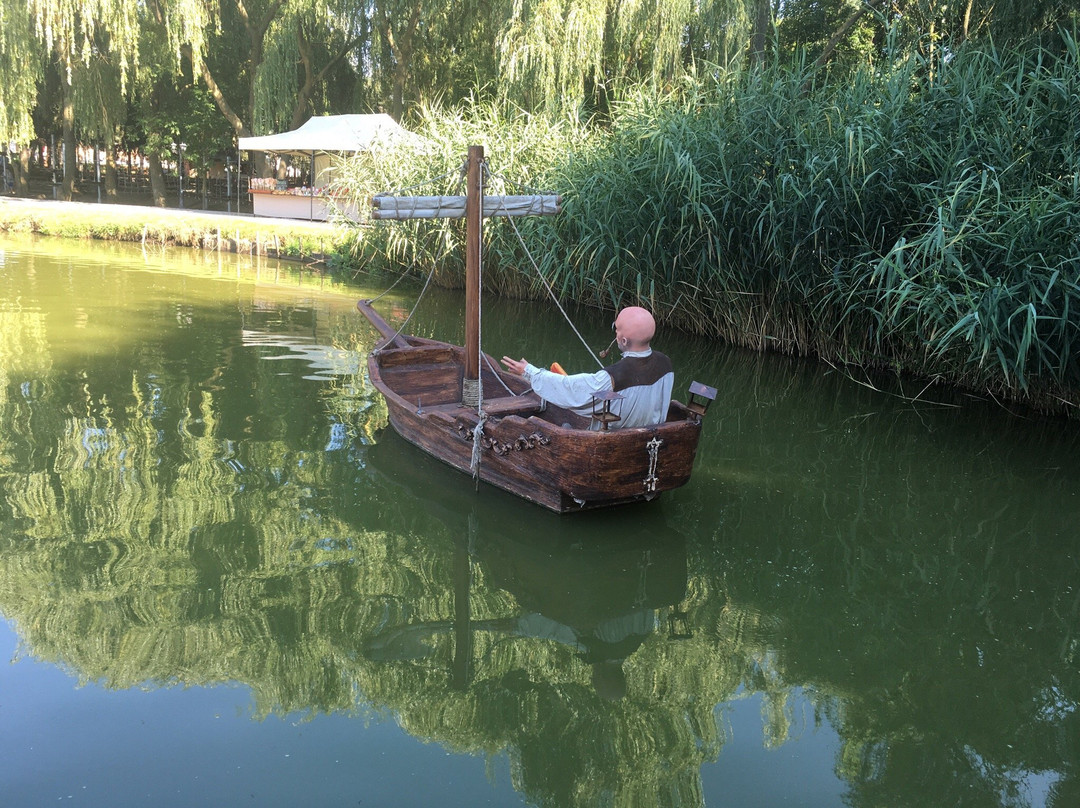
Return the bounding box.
[1,236,1079,807]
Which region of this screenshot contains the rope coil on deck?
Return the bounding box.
[462,377,482,409]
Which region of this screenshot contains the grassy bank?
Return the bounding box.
[0,198,346,261]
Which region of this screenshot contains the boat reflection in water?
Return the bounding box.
[363,429,689,702]
[475,530,685,702]
[361,512,687,700]
[358,430,708,806]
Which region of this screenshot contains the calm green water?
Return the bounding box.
[1,234,1079,807]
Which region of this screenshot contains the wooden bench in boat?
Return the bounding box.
[419,393,543,419]
[481,393,543,417]
[376,345,457,367]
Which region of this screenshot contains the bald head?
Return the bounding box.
[615,306,656,351]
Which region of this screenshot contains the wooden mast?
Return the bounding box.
[463,145,482,398]
[367,144,559,407]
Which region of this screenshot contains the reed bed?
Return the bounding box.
[338,36,1080,415]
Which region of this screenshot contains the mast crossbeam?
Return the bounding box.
[371,194,561,220]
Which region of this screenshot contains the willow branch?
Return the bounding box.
[184,44,249,138]
[803,0,890,92]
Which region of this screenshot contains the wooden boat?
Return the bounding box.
[357,145,715,513]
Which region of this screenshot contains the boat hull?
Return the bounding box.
[363,329,704,513]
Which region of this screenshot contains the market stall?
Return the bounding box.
[239,114,409,221]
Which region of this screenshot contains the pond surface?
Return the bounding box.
[1,234,1078,807]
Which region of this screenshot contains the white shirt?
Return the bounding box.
[523,349,673,428]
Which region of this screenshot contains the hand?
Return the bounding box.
[500,356,529,376]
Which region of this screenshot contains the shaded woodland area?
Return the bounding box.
[0,1,1071,201]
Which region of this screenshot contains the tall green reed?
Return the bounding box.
[336,34,1080,414]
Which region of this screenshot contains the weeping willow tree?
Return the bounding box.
[0,4,39,194]
[201,0,369,137]
[0,1,40,191]
[70,57,128,197]
[16,0,143,199]
[0,0,213,200]
[248,0,376,135]
[497,0,755,116]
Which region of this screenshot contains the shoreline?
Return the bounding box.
[0,196,349,262]
[3,197,1077,421]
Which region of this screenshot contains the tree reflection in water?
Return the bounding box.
[0,237,1079,807]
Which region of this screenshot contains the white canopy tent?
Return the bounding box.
[238,113,408,155]
[239,114,411,220]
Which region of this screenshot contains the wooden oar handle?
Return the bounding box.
[356,300,411,349]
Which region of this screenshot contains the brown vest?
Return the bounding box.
[605,351,673,391]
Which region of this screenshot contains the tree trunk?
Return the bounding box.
[378,6,421,121]
[104,142,118,197]
[61,80,76,201]
[805,0,888,91]
[16,147,30,195]
[391,65,406,120]
[293,22,362,131]
[148,154,167,207]
[749,0,772,67]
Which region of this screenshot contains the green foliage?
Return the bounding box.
[496,0,753,116]
[333,32,1080,413]
[895,0,1079,49]
[825,36,1080,398]
[177,87,235,169]
[0,1,42,144]
[778,0,879,68]
[253,20,301,134]
[71,56,127,144]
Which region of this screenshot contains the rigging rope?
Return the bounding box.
[483,353,516,396]
[469,412,488,480]
[373,259,436,347]
[369,157,603,415]
[369,163,468,343]
[501,209,605,369]
[482,166,604,368]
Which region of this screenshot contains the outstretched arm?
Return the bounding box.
[501,356,612,412]
[500,356,529,376]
